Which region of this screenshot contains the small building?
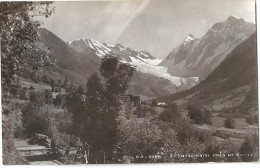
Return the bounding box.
[157,102,166,106]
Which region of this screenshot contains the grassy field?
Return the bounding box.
[178,109,257,143]
[19,77,52,91]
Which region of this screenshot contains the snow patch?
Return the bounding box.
[231,14,240,19]
[129,56,188,86]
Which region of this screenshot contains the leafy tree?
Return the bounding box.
[1,2,54,164]
[187,105,204,125]
[77,85,84,94]
[187,105,212,125]
[78,55,135,161]
[82,73,103,147]
[224,117,235,129]
[1,2,54,91]
[99,55,135,153]
[66,91,84,136]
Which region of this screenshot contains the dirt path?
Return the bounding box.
[15,138,62,165]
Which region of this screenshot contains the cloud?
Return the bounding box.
[110,0,151,43]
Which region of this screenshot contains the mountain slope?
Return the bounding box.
[39,28,99,76]
[68,38,199,97]
[157,32,257,112]
[160,15,255,79]
[18,28,198,98]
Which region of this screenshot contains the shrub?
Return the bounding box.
[29,91,45,105]
[44,90,53,105]
[239,134,259,161]
[167,102,177,111]
[118,120,162,163]
[201,141,222,162]
[246,114,258,125]
[158,109,181,123]
[47,124,80,147]
[53,94,62,107]
[203,110,212,125]
[224,117,235,129]
[148,107,157,115]
[187,106,212,125]
[19,87,27,100]
[151,100,157,107]
[21,103,50,136]
[2,106,28,164]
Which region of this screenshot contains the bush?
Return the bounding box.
[187,106,212,125]
[158,109,181,123]
[2,108,28,164]
[239,134,259,161]
[21,103,50,136]
[118,120,162,163]
[167,102,177,111]
[201,141,222,162]
[53,94,62,107]
[224,117,235,129]
[29,91,45,105]
[47,124,80,147]
[148,107,157,115]
[246,114,258,125]
[203,110,212,125]
[175,119,211,145]
[175,121,211,162]
[19,87,27,100]
[44,90,53,104]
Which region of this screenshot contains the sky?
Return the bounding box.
[38,0,256,59]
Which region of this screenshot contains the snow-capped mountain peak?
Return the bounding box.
[68,38,199,89]
[69,38,156,61]
[225,15,246,26]
[160,16,255,79]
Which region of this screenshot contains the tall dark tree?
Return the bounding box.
[66,91,84,136]
[51,79,55,92]
[99,55,135,154]
[81,55,135,161]
[82,73,103,148]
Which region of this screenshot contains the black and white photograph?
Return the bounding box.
[1,0,259,165]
